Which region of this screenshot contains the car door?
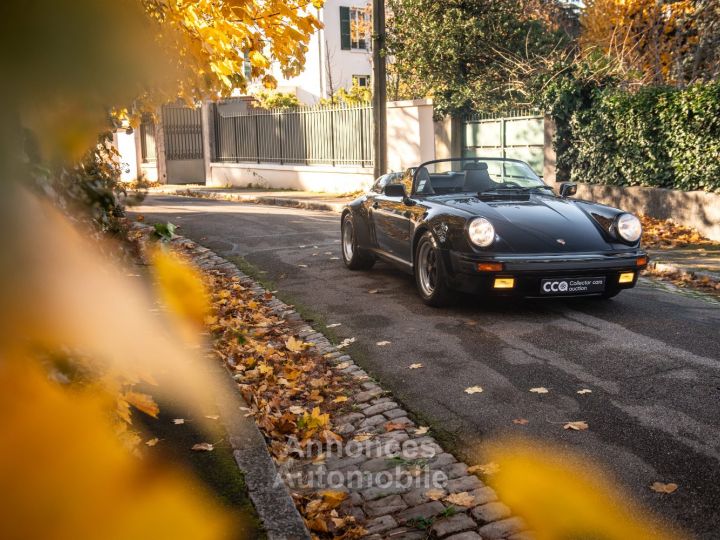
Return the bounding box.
[370,172,414,262]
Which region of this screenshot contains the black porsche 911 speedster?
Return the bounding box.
[340,157,648,306]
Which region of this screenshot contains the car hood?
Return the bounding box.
[436,194,612,253]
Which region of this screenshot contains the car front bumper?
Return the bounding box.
[447,250,648,297]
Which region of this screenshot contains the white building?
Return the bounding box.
[251,0,373,104]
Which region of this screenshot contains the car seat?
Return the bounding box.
[416,166,435,195]
[462,162,500,193]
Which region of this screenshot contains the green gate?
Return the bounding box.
[462,111,545,176]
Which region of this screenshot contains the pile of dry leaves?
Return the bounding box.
[204,271,365,538]
[640,215,718,250]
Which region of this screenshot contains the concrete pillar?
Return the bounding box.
[201,101,214,184]
[155,108,168,184]
[543,114,557,185]
[386,99,435,172]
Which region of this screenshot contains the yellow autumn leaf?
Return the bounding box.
[486,439,678,540]
[0,361,232,540]
[123,391,159,418]
[650,482,678,494]
[425,488,445,500]
[191,442,214,452]
[444,492,475,507]
[563,421,589,431]
[285,336,306,353]
[468,462,500,475]
[150,248,210,329]
[464,385,484,394]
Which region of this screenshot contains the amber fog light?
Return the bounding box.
[494,277,515,289]
[619,272,635,284]
[636,256,648,266]
[478,262,503,272]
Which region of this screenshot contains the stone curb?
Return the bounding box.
[149,188,346,213]
[132,222,535,540]
[132,222,310,540]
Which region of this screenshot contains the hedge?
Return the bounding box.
[553,81,720,193]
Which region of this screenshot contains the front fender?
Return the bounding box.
[344,197,374,250]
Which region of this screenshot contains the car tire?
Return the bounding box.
[414,231,454,307]
[341,213,375,270]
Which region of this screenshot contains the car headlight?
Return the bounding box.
[468,217,495,247]
[616,213,642,242]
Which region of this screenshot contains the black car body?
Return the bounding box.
[340,157,648,306]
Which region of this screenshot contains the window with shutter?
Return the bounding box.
[339,6,351,50]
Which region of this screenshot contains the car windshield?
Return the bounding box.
[412,158,547,196]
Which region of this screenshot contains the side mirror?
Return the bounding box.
[384,184,407,198]
[559,182,577,198]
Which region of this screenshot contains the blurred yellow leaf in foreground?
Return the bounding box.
[150,247,210,330]
[486,439,679,540]
[0,360,231,540]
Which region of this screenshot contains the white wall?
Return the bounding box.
[113,130,139,182]
[253,0,372,104]
[209,162,373,193]
[386,99,436,173]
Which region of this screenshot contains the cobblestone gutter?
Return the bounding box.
[133,223,533,540]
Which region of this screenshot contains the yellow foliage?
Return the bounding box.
[3,0,323,160]
[580,0,696,85]
[486,439,679,540]
[0,360,232,540]
[150,247,210,330]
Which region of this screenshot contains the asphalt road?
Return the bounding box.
[132,195,720,538]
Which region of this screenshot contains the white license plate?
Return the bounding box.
[540,277,606,295]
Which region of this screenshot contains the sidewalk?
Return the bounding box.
[147,185,355,213]
[146,185,720,291]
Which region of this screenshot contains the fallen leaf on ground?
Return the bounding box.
[465,320,477,326]
[650,482,678,494]
[513,418,529,425]
[468,462,500,475]
[530,387,549,394]
[204,415,220,420]
[298,264,308,268]
[145,438,159,446]
[329,257,339,260]
[385,421,408,432]
[326,323,342,328]
[332,396,348,403]
[335,361,351,369]
[173,418,185,425]
[288,405,305,414]
[367,289,380,294]
[577,389,592,395]
[425,488,445,500]
[464,386,484,394]
[124,391,160,418]
[409,363,423,369]
[353,433,372,442]
[285,336,306,353]
[337,337,356,349]
[445,492,475,507]
[376,340,391,346]
[563,421,589,431]
[191,442,214,451]
[414,426,429,435]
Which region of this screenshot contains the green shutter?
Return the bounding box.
[340,6,351,50]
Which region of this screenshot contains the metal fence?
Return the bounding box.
[462,110,545,175]
[162,105,203,161]
[213,103,373,167]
